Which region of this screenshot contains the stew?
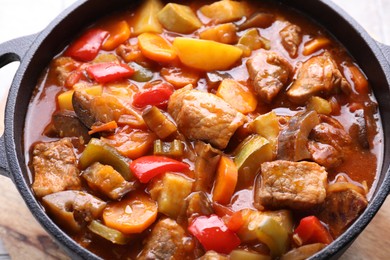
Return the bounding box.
[24,0,382,259]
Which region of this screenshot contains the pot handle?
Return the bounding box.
[0,33,38,178]
[377,42,390,65]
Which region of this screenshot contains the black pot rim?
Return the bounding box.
[3,0,390,259]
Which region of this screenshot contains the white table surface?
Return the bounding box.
[0,0,389,259]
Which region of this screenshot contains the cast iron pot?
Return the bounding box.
[0,0,389,259]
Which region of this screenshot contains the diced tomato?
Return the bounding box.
[294,216,333,245]
[132,82,174,109]
[64,28,109,62]
[86,62,134,83]
[129,155,189,183]
[188,215,241,254]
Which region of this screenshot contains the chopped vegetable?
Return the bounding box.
[103,192,158,234]
[79,138,133,181]
[133,82,174,109]
[226,211,245,232]
[129,62,154,82]
[173,37,243,71]
[86,62,134,83]
[102,128,155,160]
[212,156,238,205]
[64,28,109,62]
[250,111,280,158]
[234,135,272,185]
[199,23,238,44]
[57,85,102,111]
[142,106,177,138]
[280,243,326,260]
[255,216,289,257]
[230,250,271,260]
[153,139,184,157]
[132,0,163,35]
[102,20,131,51]
[216,79,257,114]
[237,209,293,244]
[82,162,134,200]
[346,64,369,94]
[130,155,190,183]
[307,96,332,115]
[138,33,177,63]
[188,215,241,254]
[42,190,106,232]
[293,216,333,246]
[160,67,200,89]
[302,37,331,56]
[157,3,202,34]
[200,0,249,24]
[88,120,118,135]
[149,172,193,218]
[88,220,131,245]
[238,28,270,53]
[238,13,275,30]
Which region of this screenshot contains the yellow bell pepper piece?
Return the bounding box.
[57,85,102,111]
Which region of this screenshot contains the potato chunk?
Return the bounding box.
[150,173,193,219]
[157,3,202,33]
[200,0,250,24]
[132,0,163,35]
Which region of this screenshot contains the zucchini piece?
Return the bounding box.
[256,216,289,257]
[230,250,271,260]
[88,220,131,245]
[79,138,133,181]
[153,139,184,157]
[142,106,177,139]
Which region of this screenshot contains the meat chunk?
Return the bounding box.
[318,186,368,237]
[280,23,302,58]
[310,115,352,151]
[287,52,350,104]
[51,110,91,142]
[258,160,328,210]
[138,218,195,260]
[32,139,81,197]
[307,140,342,169]
[168,87,246,149]
[277,110,320,161]
[246,50,292,103]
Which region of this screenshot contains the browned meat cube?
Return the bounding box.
[258,160,328,210]
[280,23,302,58]
[277,110,320,162]
[246,50,292,103]
[318,185,368,237]
[287,52,350,104]
[32,139,81,197]
[307,140,343,169]
[167,87,246,149]
[310,115,352,151]
[138,218,196,260]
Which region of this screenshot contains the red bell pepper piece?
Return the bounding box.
[64,28,109,62]
[132,82,174,109]
[86,62,135,83]
[188,215,241,254]
[129,155,189,183]
[294,216,333,245]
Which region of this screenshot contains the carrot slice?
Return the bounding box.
[102,20,131,51]
[212,156,238,205]
[347,65,369,94]
[302,37,331,56]
[160,66,200,89]
[138,33,177,63]
[88,121,118,135]
[103,192,158,234]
